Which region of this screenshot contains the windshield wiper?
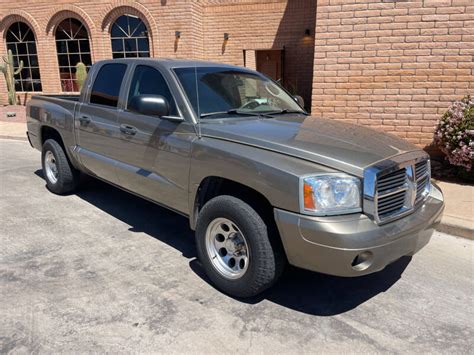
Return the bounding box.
[200,109,274,118]
[262,109,308,116]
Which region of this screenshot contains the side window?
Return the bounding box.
[90,63,127,107]
[127,65,178,116]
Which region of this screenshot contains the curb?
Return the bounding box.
[436,218,473,240]
[0,135,28,142]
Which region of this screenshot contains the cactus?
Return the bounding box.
[0,49,23,105]
[75,62,87,91]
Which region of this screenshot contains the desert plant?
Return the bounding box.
[75,62,88,91]
[0,49,24,105]
[434,95,474,172]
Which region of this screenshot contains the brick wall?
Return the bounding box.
[0,0,315,109]
[312,0,474,147]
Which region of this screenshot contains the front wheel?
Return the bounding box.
[196,195,284,298]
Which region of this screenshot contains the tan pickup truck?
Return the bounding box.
[26,59,444,297]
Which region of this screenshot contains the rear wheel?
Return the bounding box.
[196,195,284,298]
[41,139,80,194]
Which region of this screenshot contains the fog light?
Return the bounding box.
[351,251,373,271]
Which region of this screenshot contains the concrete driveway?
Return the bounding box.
[1,139,473,353]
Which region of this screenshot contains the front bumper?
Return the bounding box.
[274,183,444,277]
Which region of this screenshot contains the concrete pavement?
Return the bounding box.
[435,181,474,240]
[1,139,473,353]
[0,105,27,141]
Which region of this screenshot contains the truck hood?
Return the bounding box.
[200,115,419,176]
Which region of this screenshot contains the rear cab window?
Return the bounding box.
[90,63,127,107]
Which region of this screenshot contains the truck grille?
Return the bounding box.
[376,168,410,220]
[415,160,430,204]
[363,153,431,224]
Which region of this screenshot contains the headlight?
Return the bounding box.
[300,173,362,216]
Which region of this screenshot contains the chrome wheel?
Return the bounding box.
[205,217,249,279]
[44,150,58,184]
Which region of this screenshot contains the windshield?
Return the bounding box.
[173,67,305,118]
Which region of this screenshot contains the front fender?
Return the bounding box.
[188,137,336,229]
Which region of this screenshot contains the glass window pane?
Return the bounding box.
[124,39,136,52]
[58,54,69,67]
[69,54,81,67]
[6,43,16,52]
[16,42,27,55]
[137,38,149,52]
[111,39,123,52]
[29,55,39,67]
[33,81,42,91]
[80,54,92,66]
[19,55,29,68]
[79,40,90,53]
[90,64,127,107]
[27,42,37,54]
[31,67,41,79]
[67,40,79,54]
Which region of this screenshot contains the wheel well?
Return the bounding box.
[196,177,273,219]
[194,177,285,256]
[41,126,65,150]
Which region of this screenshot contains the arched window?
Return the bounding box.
[5,21,42,92]
[111,14,150,58]
[55,18,92,92]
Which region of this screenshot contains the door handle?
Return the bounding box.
[78,115,91,124]
[120,124,137,136]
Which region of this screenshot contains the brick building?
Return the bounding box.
[0,0,472,147]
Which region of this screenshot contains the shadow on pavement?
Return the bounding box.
[35,170,411,316]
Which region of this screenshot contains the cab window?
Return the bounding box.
[127,65,178,116]
[90,63,127,107]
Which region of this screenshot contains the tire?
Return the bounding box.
[41,139,80,194]
[196,195,284,298]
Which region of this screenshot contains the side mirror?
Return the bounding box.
[128,95,169,117]
[294,95,305,109]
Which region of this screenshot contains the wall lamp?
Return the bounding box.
[224,33,230,41]
[304,29,311,37]
[175,31,181,39]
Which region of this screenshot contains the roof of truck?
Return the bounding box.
[95,58,249,71]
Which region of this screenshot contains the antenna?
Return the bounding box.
[195,66,201,139]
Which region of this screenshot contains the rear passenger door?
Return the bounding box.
[116,64,194,213]
[76,63,128,183]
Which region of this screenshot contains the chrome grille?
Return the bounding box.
[415,160,431,204]
[363,151,431,225]
[376,168,409,220]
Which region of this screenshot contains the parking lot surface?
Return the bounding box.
[1,139,473,353]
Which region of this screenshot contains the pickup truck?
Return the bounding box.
[26,59,444,298]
